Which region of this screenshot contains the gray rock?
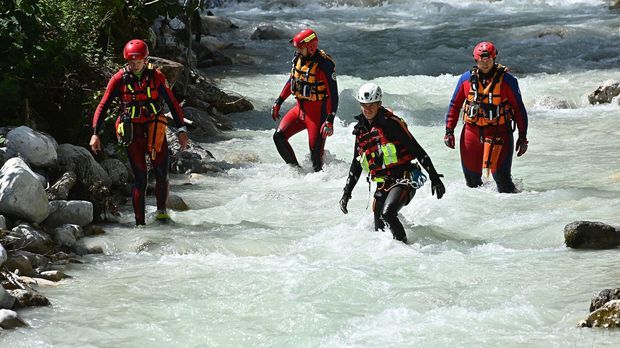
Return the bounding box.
[145,56,185,87]
[50,224,79,250]
[203,15,238,33]
[611,0,620,9]
[57,143,111,187]
[44,200,93,228]
[75,239,105,256]
[167,194,190,211]
[588,82,620,104]
[250,24,291,40]
[0,214,6,229]
[5,126,58,168]
[0,309,27,329]
[590,288,620,312]
[0,243,6,268]
[182,106,222,137]
[0,287,16,310]
[5,224,54,255]
[564,221,620,249]
[11,251,49,270]
[579,300,620,328]
[8,289,50,307]
[3,254,35,277]
[83,225,106,237]
[100,159,129,187]
[39,270,71,282]
[47,171,77,200]
[0,157,50,223]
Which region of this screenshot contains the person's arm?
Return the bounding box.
[155,70,188,149]
[271,56,295,121]
[318,58,338,123]
[443,72,469,148]
[340,139,362,214]
[503,73,528,156]
[90,71,122,153]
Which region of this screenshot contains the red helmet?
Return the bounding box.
[123,39,149,61]
[291,29,318,55]
[473,41,498,61]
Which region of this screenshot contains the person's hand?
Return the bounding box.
[271,97,283,121]
[178,131,189,150]
[516,135,528,157]
[320,121,334,138]
[431,174,445,199]
[339,193,350,214]
[444,128,455,149]
[89,134,101,154]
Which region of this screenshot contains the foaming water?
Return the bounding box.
[5,1,620,347]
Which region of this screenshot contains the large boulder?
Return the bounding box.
[146,56,184,87]
[590,288,620,312]
[579,300,620,328]
[99,159,129,187]
[8,289,50,307]
[0,157,49,223]
[5,126,58,168]
[0,287,16,310]
[57,144,111,188]
[182,106,222,138]
[0,243,7,268]
[203,14,238,33]
[588,82,620,104]
[0,214,6,229]
[250,24,291,40]
[43,200,93,228]
[564,221,620,249]
[0,309,27,329]
[47,171,77,201]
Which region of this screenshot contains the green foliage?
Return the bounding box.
[0,0,187,145]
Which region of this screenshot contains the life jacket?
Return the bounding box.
[290,50,333,101]
[355,110,415,182]
[463,64,514,127]
[120,63,162,123]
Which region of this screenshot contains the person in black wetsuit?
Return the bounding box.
[339,83,445,243]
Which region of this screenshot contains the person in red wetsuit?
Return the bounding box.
[89,39,189,225]
[270,29,339,172]
[339,83,445,243]
[443,41,529,193]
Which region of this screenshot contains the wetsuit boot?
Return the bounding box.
[494,172,517,193]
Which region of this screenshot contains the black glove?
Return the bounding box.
[516,134,528,157]
[430,174,445,199]
[339,192,351,214]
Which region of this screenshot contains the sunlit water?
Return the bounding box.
[4,0,620,347]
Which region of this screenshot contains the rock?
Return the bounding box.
[564,221,620,249]
[0,214,6,229]
[579,300,620,328]
[3,254,35,277]
[49,224,80,250]
[39,270,71,282]
[17,276,58,287]
[57,144,111,188]
[75,239,105,256]
[47,171,77,201]
[0,286,16,309]
[145,56,185,87]
[83,225,106,237]
[537,26,568,39]
[588,82,620,104]
[178,70,253,114]
[250,24,291,40]
[100,159,129,188]
[0,157,50,223]
[198,35,232,52]
[534,96,572,109]
[590,288,620,312]
[44,200,93,228]
[8,289,50,307]
[203,15,238,33]
[10,251,49,271]
[170,150,223,174]
[182,106,222,137]
[0,243,6,267]
[611,0,620,10]
[5,126,58,168]
[0,309,27,329]
[167,194,190,211]
[4,224,54,255]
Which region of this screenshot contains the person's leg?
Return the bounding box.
[273,105,305,166]
[460,124,484,188]
[126,124,148,225]
[493,131,517,193]
[152,137,171,220]
[304,103,325,172]
[380,185,414,243]
[372,188,387,232]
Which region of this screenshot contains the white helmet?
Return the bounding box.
[356,83,382,103]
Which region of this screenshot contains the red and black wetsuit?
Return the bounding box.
[92,65,185,225]
[274,50,338,172]
[445,64,528,192]
[343,107,442,242]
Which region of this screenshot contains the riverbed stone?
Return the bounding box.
[564,221,620,249]
[5,126,58,168]
[590,288,620,312]
[3,254,35,277]
[8,289,50,307]
[0,309,27,329]
[0,243,6,268]
[588,82,620,104]
[0,157,50,223]
[5,224,54,255]
[579,300,620,328]
[167,194,190,211]
[57,143,111,187]
[44,200,93,228]
[0,286,16,309]
[39,270,71,282]
[50,224,79,250]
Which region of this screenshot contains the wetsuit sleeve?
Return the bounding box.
[318,58,339,122]
[444,72,470,130]
[503,73,528,137]
[278,79,292,101]
[92,71,123,134]
[343,139,363,196]
[387,117,441,180]
[155,70,185,128]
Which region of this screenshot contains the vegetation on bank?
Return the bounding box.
[0,0,202,145]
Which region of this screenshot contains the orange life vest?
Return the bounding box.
[290,50,333,101]
[463,64,514,126]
